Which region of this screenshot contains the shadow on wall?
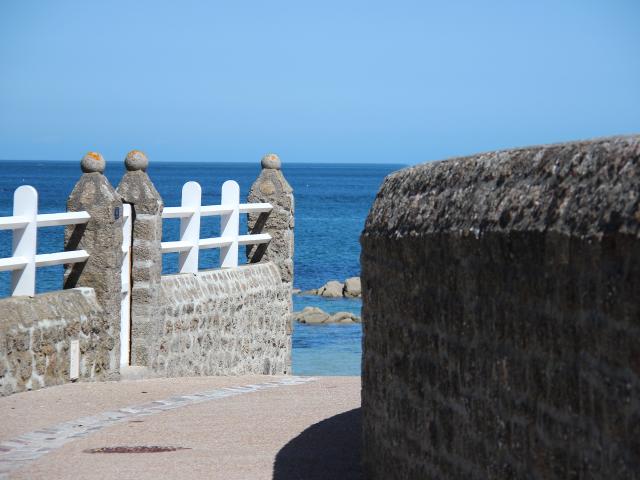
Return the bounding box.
[273,408,362,480]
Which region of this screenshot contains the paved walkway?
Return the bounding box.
[0,376,361,479]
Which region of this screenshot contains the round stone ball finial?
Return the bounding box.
[125,150,149,171]
[261,153,281,170]
[81,152,106,174]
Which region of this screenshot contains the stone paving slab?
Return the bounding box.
[0,376,361,479]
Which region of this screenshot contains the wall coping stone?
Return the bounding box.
[364,135,640,240]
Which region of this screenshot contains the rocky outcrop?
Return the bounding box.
[294,307,328,324]
[294,307,361,324]
[300,277,362,298]
[343,277,361,297]
[328,311,361,323]
[316,280,345,298]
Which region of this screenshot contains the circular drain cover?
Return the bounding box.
[84,446,189,454]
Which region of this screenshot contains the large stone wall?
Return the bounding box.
[361,136,640,479]
[151,262,291,376]
[0,288,116,396]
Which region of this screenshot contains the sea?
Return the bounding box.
[0,160,402,376]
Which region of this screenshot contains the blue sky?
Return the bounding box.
[0,1,638,164]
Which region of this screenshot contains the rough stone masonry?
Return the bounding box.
[152,263,290,376]
[0,288,113,396]
[117,150,164,367]
[64,152,122,375]
[246,153,295,372]
[361,135,640,479]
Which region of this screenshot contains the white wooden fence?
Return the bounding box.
[161,180,272,272]
[0,180,271,298]
[0,185,90,297]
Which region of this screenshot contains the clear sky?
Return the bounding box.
[0,1,638,164]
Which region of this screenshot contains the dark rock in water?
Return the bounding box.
[294,307,361,324]
[294,307,329,324]
[328,311,361,323]
[299,277,362,298]
[317,280,344,298]
[343,277,361,298]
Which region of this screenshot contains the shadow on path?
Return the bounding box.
[273,408,362,480]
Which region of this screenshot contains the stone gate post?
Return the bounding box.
[247,153,294,371]
[246,153,294,283]
[116,151,164,367]
[64,152,123,374]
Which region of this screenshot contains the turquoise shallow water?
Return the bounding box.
[0,160,401,375]
[292,294,363,376]
[293,322,362,376]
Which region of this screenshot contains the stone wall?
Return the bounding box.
[0,288,116,396]
[0,150,294,394]
[361,136,640,479]
[151,262,291,376]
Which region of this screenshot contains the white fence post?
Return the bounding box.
[11,186,38,296]
[220,180,240,268]
[179,181,202,274]
[0,184,90,298]
[160,179,271,271]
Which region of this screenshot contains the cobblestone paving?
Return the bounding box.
[0,376,315,479]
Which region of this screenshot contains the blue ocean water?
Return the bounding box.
[0,160,400,375]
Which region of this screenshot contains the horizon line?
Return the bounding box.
[0,158,409,167]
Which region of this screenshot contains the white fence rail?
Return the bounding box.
[161,180,272,272]
[0,186,90,296]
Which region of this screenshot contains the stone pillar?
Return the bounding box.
[247,153,294,372]
[247,153,294,283]
[116,151,164,367]
[64,152,122,374]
